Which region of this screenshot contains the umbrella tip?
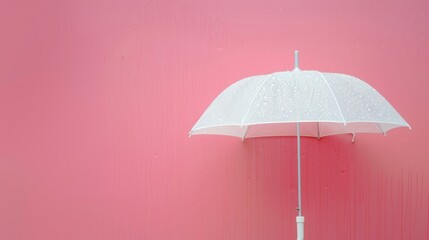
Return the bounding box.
[294,50,299,70]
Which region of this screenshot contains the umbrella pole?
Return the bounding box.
[297,122,302,216]
[296,122,304,240]
[294,51,305,240]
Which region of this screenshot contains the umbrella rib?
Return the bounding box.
[316,72,347,124]
[240,72,276,127]
[241,125,249,140]
[377,122,387,136]
[317,122,320,139]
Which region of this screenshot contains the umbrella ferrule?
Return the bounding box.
[294,50,300,70]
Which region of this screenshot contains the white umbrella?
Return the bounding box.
[189,51,410,240]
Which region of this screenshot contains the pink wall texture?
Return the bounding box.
[0,0,428,239]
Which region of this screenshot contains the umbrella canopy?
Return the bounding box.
[189,51,410,240]
[190,68,410,139]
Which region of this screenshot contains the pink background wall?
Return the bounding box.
[0,0,428,239]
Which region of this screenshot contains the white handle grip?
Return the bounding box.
[296,216,305,240]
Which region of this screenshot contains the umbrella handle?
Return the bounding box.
[296,216,304,240]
